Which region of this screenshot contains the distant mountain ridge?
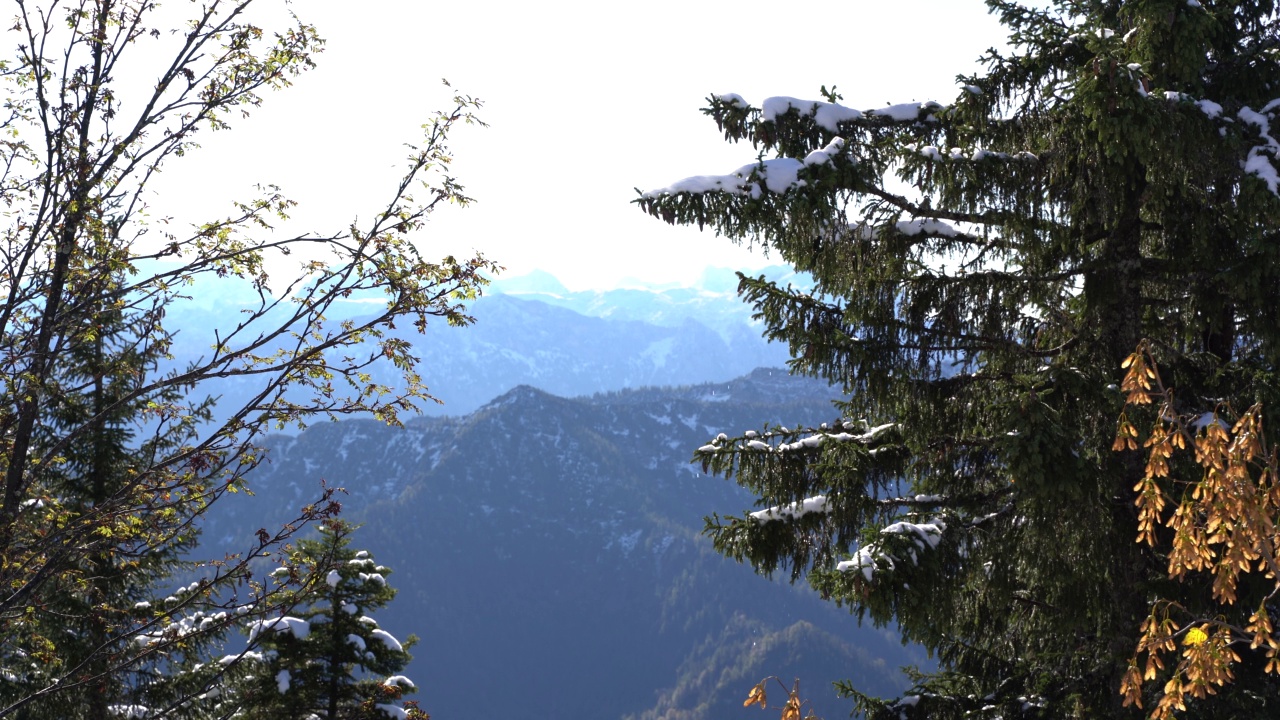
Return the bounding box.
[389,293,793,414]
[162,265,806,420]
[201,370,923,720]
[484,264,813,341]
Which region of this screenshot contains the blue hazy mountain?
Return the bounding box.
[161,267,804,420]
[484,265,813,342]
[166,266,924,719]
[199,370,921,720]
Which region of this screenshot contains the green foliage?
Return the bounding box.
[0,258,217,720]
[207,520,426,720]
[637,1,1280,718]
[0,1,492,716]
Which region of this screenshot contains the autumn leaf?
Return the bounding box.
[1183,626,1208,646]
[782,692,802,720]
[744,682,766,708]
[1117,342,1280,715]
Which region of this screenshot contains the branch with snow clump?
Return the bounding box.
[837,519,947,582]
[134,608,232,647]
[645,94,952,199]
[750,495,828,523]
[369,628,404,653]
[698,422,899,456]
[1161,92,1280,196]
[246,616,310,642]
[644,137,845,198]
[750,493,952,524]
[758,95,946,131]
[907,143,1038,164]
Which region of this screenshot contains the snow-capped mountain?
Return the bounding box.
[483,264,813,341]
[200,370,922,720]
[391,292,793,414]
[161,267,801,421]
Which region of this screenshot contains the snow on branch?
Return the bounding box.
[643,94,957,201]
[246,616,310,642]
[697,421,898,457]
[1162,92,1280,196]
[1238,103,1280,195]
[896,218,963,238]
[837,518,947,582]
[907,143,1038,163]
[369,628,404,653]
[134,608,234,648]
[760,96,945,131]
[1162,91,1223,119]
[644,137,845,198]
[750,495,828,523]
[762,96,864,131]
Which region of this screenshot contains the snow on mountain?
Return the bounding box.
[160,267,803,422]
[485,264,813,341]
[198,370,920,720]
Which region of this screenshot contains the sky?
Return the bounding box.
[153,0,1009,291]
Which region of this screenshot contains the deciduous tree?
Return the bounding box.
[1116,342,1280,719]
[0,271,213,720]
[0,1,494,716]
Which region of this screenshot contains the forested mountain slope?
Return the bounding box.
[201,370,924,720]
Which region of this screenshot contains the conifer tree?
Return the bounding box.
[637,1,1280,717]
[0,250,220,720]
[209,520,426,720]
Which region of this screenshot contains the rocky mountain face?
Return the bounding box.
[201,370,923,720]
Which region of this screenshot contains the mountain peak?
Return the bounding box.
[479,384,556,410]
[486,270,569,296]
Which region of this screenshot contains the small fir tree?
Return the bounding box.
[215,520,426,720]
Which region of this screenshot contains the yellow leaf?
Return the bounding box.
[744,683,766,709]
[1183,626,1209,646]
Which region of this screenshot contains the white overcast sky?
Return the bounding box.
[154,0,1009,291]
